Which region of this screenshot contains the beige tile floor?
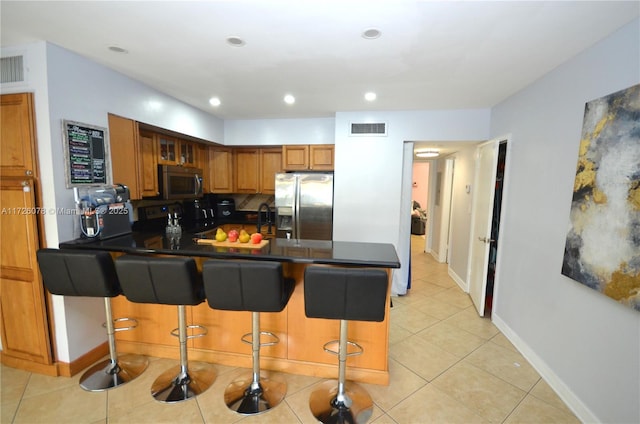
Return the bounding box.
[0,235,580,423]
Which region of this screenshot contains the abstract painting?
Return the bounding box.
[562,83,640,312]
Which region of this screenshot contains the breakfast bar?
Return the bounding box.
[59,231,400,385]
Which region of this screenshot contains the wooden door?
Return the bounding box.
[0,178,52,365]
[109,114,141,199]
[260,148,282,194]
[234,148,260,193]
[210,147,233,193]
[282,145,309,170]
[309,145,334,170]
[138,132,159,197]
[0,93,37,177]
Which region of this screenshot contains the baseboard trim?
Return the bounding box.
[492,313,598,423]
[57,342,109,377]
[448,267,467,292]
[0,352,59,376]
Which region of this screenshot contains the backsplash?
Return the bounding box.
[230,193,275,211]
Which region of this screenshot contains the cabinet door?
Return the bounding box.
[197,144,210,192]
[210,147,234,193]
[157,136,177,165]
[138,132,159,197]
[180,142,197,167]
[234,149,260,193]
[109,114,141,199]
[0,178,52,365]
[260,148,282,194]
[282,145,309,170]
[310,145,334,170]
[1,93,37,178]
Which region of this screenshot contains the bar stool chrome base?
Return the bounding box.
[309,380,373,424]
[224,373,286,415]
[151,362,217,403]
[79,354,149,392]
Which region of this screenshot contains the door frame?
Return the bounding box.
[466,135,511,316]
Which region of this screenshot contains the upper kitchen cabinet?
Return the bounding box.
[209,146,233,193]
[109,114,143,199]
[260,148,283,194]
[234,148,260,193]
[282,144,334,171]
[157,136,197,167]
[309,145,334,170]
[234,147,283,194]
[0,93,38,178]
[138,131,159,197]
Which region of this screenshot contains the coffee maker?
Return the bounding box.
[74,184,133,239]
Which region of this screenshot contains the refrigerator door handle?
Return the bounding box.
[294,177,301,238]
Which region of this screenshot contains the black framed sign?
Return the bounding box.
[62,120,111,188]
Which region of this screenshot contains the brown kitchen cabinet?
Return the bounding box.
[282,144,334,171]
[0,93,38,178]
[260,147,283,194]
[110,114,159,199]
[157,136,197,167]
[0,93,55,375]
[138,132,159,197]
[209,146,234,193]
[234,147,282,194]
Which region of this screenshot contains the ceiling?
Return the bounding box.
[1,1,638,154]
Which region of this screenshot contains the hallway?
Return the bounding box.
[0,236,579,423]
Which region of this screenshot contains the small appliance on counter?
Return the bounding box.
[182,197,216,230]
[74,184,133,239]
[216,198,235,219]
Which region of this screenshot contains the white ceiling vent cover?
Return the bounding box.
[350,122,387,136]
[1,55,25,84]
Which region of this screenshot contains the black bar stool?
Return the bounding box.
[202,260,295,415]
[114,255,216,403]
[35,248,148,391]
[304,266,389,424]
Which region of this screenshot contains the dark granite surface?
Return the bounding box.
[59,230,401,268]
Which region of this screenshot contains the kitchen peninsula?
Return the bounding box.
[59,232,400,384]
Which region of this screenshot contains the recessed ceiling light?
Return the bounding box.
[284,94,295,105]
[108,45,128,53]
[226,36,245,47]
[362,28,381,39]
[209,97,221,107]
[415,150,440,158]
[364,92,377,101]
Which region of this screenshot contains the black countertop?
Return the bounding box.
[59,230,401,269]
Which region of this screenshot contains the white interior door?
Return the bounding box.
[468,140,499,316]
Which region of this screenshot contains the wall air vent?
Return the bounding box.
[1,55,25,84]
[350,122,387,136]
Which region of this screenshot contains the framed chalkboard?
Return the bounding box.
[62,120,111,188]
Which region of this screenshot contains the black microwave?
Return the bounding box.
[158,165,203,200]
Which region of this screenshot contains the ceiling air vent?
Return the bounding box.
[1,55,25,84]
[350,122,387,136]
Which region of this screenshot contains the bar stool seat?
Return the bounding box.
[36,248,148,391]
[115,255,216,403]
[202,260,295,415]
[304,266,388,424]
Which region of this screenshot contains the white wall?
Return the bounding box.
[224,117,334,145]
[333,110,490,295]
[490,19,640,424]
[447,146,476,288]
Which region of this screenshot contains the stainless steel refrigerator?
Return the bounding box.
[275,173,334,240]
